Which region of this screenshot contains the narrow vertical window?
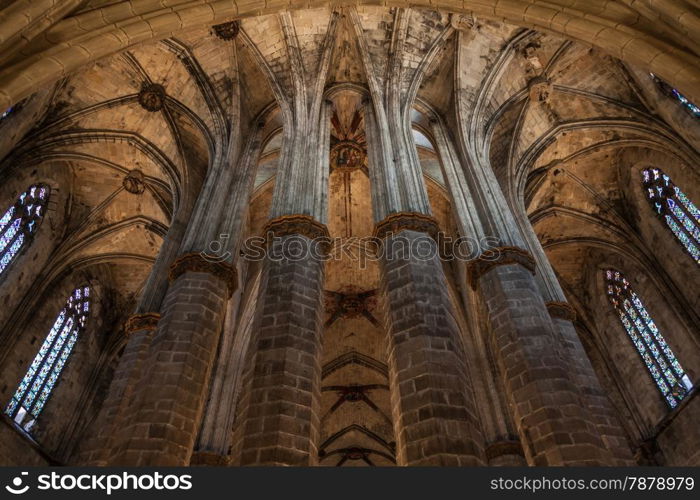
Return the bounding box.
[649,73,700,118]
[642,168,700,265]
[605,270,693,408]
[0,184,50,276]
[5,286,90,432]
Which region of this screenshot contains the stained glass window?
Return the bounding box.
[605,270,693,408]
[4,286,90,432]
[0,184,50,277]
[642,168,700,265]
[649,73,700,118]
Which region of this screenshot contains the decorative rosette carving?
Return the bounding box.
[123,169,146,194]
[212,21,240,41]
[138,83,166,112]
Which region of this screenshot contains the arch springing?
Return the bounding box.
[0,184,50,276]
[643,168,700,265]
[605,270,693,408]
[4,286,90,432]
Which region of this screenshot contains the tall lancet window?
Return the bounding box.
[5,286,90,432]
[0,184,50,276]
[605,270,693,408]
[643,168,700,265]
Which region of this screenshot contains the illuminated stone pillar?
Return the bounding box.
[365,96,486,465]
[231,101,332,466]
[100,122,262,465]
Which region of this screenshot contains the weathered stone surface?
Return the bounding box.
[232,235,325,466]
[380,230,485,466]
[478,263,611,466]
[109,272,229,466]
[0,3,698,469]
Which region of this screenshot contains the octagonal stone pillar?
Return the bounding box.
[364,98,486,465]
[96,122,262,466]
[231,103,332,466]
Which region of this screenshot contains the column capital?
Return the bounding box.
[373,212,440,241]
[168,253,238,296]
[263,214,331,253]
[545,301,577,322]
[466,246,536,289]
[124,313,161,336]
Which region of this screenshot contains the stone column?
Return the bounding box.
[546,303,635,464]
[77,186,197,465]
[190,260,246,466]
[77,315,158,465]
[431,116,611,465]
[233,219,328,466]
[469,251,611,465]
[431,119,526,466]
[103,122,262,466]
[504,66,634,462]
[110,257,235,465]
[365,98,485,466]
[516,207,635,464]
[231,100,332,466]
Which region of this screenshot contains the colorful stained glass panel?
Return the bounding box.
[605,269,692,408]
[4,286,90,431]
[0,185,50,278]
